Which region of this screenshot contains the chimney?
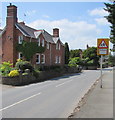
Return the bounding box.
[4,4,18,65]
[53,28,59,37]
[6,3,18,26]
[19,21,25,25]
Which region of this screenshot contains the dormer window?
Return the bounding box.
[56,43,60,50]
[18,35,23,44]
[38,38,40,46]
[42,39,44,47]
[47,42,50,49]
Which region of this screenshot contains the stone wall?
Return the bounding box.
[2,67,81,86]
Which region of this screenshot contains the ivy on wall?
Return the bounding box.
[16,41,46,61]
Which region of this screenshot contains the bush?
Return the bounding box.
[8,70,19,77]
[15,60,34,73]
[68,57,82,67]
[0,61,13,76]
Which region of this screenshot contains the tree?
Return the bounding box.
[68,57,82,67]
[65,42,70,64]
[69,49,81,58]
[82,47,99,66]
[104,1,115,52]
[108,55,115,66]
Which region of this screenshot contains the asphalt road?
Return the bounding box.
[1,70,102,118]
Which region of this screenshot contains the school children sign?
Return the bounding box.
[97,38,109,55]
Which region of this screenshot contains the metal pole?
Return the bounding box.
[100,55,103,88]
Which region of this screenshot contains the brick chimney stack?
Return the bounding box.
[6,3,17,26]
[3,3,18,65]
[53,28,59,37]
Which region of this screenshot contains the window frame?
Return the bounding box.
[38,38,40,46]
[36,54,40,64]
[56,43,60,50]
[41,39,45,47]
[18,35,23,44]
[55,56,61,64]
[18,52,23,59]
[41,54,45,64]
[47,42,50,49]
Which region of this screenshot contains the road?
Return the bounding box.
[1,70,103,118]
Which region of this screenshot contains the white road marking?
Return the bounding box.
[0,92,41,112]
[56,80,73,87]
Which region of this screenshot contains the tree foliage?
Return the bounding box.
[82,47,99,66]
[69,49,81,58]
[68,57,82,67]
[104,2,115,49]
[65,42,70,64]
[108,55,115,66]
[16,41,45,61]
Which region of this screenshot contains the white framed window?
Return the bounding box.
[36,54,40,64]
[38,38,40,46]
[59,56,61,63]
[56,43,60,50]
[41,54,45,64]
[55,56,61,64]
[47,42,50,49]
[18,35,23,44]
[41,39,44,47]
[58,43,60,50]
[55,56,58,63]
[18,52,23,59]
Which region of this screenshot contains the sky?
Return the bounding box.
[1,1,113,50]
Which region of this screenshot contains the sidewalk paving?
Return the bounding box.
[71,68,113,119]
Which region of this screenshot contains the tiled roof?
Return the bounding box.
[1,22,64,45]
[43,30,54,43]
[16,23,37,38]
[15,23,55,43]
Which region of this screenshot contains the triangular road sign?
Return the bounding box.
[98,40,108,48]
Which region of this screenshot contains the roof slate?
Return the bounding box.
[1,22,63,45]
[16,23,37,38]
[16,23,55,43]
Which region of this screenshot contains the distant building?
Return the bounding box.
[0,4,65,66]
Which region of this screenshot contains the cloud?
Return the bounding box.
[27,19,102,49]
[95,18,109,25]
[89,8,108,17]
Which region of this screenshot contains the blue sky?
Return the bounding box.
[1,2,112,49]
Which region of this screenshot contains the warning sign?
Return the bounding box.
[97,38,109,55]
[98,40,108,48]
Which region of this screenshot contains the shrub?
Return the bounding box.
[15,60,33,72]
[68,57,82,67]
[87,60,94,66]
[0,61,13,76]
[8,70,19,77]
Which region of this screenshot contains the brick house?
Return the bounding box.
[0,4,65,66]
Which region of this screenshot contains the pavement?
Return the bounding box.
[70,67,114,119]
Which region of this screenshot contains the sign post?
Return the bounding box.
[100,55,103,88]
[97,38,109,88]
